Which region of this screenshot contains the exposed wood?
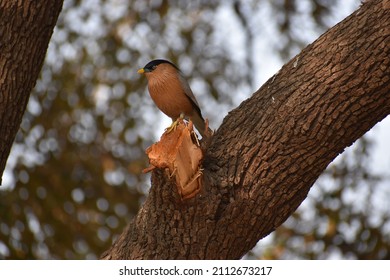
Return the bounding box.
[144,120,204,200]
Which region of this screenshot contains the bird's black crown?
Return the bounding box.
[143,59,179,72]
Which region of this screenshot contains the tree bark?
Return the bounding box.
[0,1,63,184]
[102,0,390,260]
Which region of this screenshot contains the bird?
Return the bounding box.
[137,59,212,138]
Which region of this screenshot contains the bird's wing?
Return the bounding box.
[178,72,203,117]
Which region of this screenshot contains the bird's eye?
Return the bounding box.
[152,65,157,70]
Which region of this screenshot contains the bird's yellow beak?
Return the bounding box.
[137,68,145,74]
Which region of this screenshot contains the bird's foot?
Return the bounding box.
[165,113,185,134]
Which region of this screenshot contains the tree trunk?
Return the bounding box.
[0,1,63,184]
[102,0,390,259]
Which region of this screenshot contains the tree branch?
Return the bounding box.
[0,1,63,184]
[105,0,389,259]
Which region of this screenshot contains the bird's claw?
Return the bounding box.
[165,113,185,134]
[165,119,179,134]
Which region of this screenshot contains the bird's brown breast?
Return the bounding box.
[147,70,194,120]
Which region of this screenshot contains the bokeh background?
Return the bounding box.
[1,0,389,259]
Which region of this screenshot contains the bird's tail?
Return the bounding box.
[190,112,213,139]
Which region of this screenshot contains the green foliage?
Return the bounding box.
[3,0,388,260]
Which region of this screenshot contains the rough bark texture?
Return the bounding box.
[101,0,390,260]
[0,1,63,184]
